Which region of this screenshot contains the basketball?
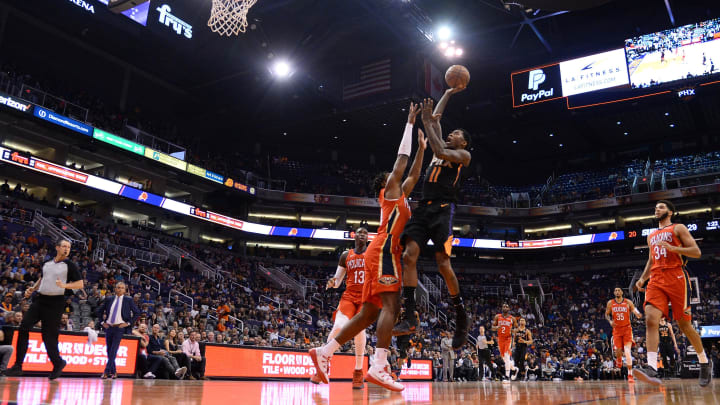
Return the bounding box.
[445,65,470,89]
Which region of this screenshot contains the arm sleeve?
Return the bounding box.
[332,266,347,288]
[65,260,82,282]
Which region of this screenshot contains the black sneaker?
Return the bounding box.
[4,365,23,377]
[392,311,419,336]
[49,360,67,380]
[699,360,712,387]
[633,365,662,386]
[451,313,469,350]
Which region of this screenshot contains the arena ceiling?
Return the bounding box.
[4,0,720,184]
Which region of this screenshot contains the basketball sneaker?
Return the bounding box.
[310,373,322,384]
[627,374,635,383]
[633,365,662,386]
[366,364,404,392]
[352,369,364,389]
[699,360,712,387]
[392,311,419,336]
[309,348,331,384]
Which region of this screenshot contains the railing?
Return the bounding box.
[139,274,161,295]
[257,264,306,298]
[169,289,193,309]
[417,281,430,312]
[19,84,89,122]
[124,124,187,158]
[92,247,104,263]
[259,295,282,310]
[227,314,244,333]
[110,258,132,280]
[311,293,324,310]
[50,217,85,241]
[99,241,168,265]
[32,210,87,252]
[290,308,313,325]
[298,275,317,295]
[152,239,181,268]
[534,300,545,326]
[421,274,441,302]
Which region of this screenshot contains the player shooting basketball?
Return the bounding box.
[393,86,472,351]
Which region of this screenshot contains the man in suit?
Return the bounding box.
[96,282,141,379]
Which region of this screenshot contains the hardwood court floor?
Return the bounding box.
[0,377,717,404]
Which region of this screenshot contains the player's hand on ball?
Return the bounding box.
[418,129,427,150]
[407,102,421,125]
[446,85,466,95]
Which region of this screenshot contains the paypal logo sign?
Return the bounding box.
[528,70,546,90]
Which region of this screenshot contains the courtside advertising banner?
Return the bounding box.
[10,331,139,375]
[204,346,368,379]
[560,48,630,96]
[399,359,433,380]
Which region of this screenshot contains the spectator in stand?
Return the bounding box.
[440,331,455,382]
[148,324,187,379]
[2,293,13,312]
[133,323,163,379]
[0,328,13,376]
[182,331,208,380]
[59,313,73,331]
[526,355,541,380]
[165,329,192,379]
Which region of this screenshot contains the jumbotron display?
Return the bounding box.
[626,17,720,88]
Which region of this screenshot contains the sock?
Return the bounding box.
[354,332,366,370]
[628,368,633,376]
[403,287,417,321]
[451,294,463,308]
[323,339,341,357]
[374,348,389,366]
[647,352,657,371]
[697,350,708,364]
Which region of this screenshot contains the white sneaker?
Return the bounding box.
[502,379,511,384]
[143,372,156,379]
[175,366,187,379]
[309,348,331,384]
[365,364,404,392]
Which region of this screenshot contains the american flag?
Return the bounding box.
[342,59,391,101]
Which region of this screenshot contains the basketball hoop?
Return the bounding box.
[208,0,258,37]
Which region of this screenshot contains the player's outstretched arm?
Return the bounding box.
[491,314,499,331]
[385,102,418,199]
[402,129,427,197]
[432,86,466,119]
[421,98,471,166]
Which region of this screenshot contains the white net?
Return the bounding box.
[207,0,258,37]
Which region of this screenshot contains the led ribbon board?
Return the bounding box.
[0,146,629,250]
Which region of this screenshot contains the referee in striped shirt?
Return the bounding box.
[6,239,83,379]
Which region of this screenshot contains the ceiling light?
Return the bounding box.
[669,124,675,128]
[525,224,572,233]
[513,140,518,144]
[616,121,621,125]
[455,48,463,56]
[549,133,554,137]
[439,42,448,49]
[272,60,291,78]
[445,47,455,57]
[437,26,452,40]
